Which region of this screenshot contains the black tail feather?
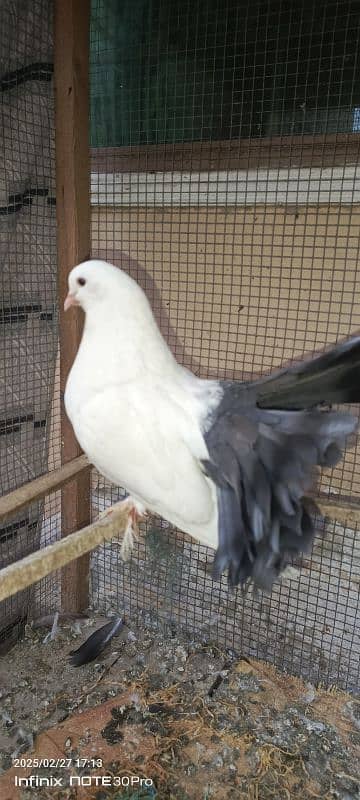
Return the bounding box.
[257,335,360,410]
[69,617,124,666]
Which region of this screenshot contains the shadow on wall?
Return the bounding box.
[92,248,252,383]
[91,248,349,386]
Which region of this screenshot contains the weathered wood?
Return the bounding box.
[317,496,360,529]
[0,455,91,522]
[55,0,91,611]
[0,493,358,604]
[0,503,130,603]
[1,458,358,531]
[91,133,360,174]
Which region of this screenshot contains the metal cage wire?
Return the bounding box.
[0,0,358,693]
[0,0,60,652]
[89,0,360,692]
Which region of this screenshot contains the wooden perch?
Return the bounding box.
[0,502,130,603]
[0,454,90,522]
[316,496,360,528]
[0,489,359,604]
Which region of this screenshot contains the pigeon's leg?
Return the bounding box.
[121,504,143,560]
[99,497,146,560]
[43,611,59,644]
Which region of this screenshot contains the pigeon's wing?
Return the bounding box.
[75,382,214,527]
[203,390,356,589]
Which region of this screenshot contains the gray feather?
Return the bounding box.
[203,335,360,589]
[69,616,124,666]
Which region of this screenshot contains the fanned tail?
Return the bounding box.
[203,335,360,589]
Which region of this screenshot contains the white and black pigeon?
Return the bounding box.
[64,259,360,590]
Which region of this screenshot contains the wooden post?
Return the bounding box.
[54,0,91,611]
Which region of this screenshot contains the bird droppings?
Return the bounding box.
[0,614,358,800]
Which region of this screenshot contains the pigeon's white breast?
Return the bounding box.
[66,370,218,545]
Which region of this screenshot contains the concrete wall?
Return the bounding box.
[92,203,360,498]
[90,199,360,691]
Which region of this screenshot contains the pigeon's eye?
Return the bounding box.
[77,277,86,287]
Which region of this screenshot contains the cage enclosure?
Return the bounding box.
[0,0,359,729]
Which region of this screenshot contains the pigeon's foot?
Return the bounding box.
[121,506,139,561]
[100,497,146,560]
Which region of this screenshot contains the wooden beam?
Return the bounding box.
[0,456,91,522]
[0,502,130,603]
[316,496,360,529]
[0,493,358,604]
[54,0,91,612]
[91,133,360,174]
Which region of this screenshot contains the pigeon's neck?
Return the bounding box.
[79,301,179,383]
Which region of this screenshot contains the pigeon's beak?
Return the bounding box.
[64,292,79,312]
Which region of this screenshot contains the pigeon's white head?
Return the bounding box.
[64,259,146,315]
[64,258,176,376]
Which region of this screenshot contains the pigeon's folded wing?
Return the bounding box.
[75,382,215,528]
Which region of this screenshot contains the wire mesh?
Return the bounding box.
[90,0,360,692]
[0,0,60,650]
[1,0,359,693]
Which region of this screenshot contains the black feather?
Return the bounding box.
[204,335,360,590]
[69,616,124,666]
[257,335,360,409]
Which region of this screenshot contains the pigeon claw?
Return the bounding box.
[100,497,146,561]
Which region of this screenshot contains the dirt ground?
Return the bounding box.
[0,614,359,799]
